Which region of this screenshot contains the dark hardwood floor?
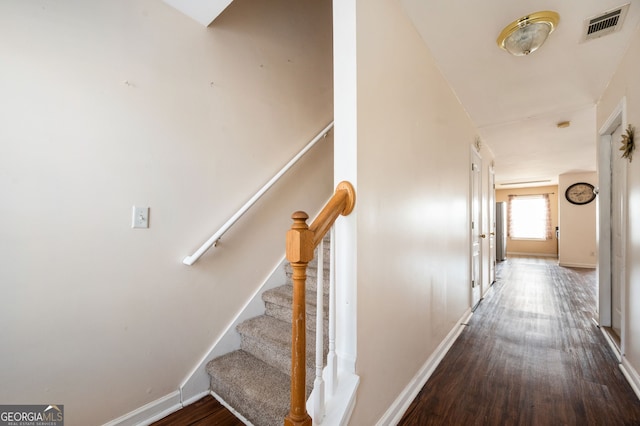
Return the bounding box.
[150,395,243,426]
[154,257,640,425]
[399,256,640,425]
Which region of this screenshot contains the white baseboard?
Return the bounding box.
[375,308,472,426]
[102,389,255,426]
[482,282,495,299]
[181,390,211,407]
[598,325,622,363]
[460,308,473,325]
[211,391,254,425]
[558,262,596,269]
[507,252,558,258]
[102,391,181,426]
[620,357,640,401]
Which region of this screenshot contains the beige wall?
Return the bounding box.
[558,172,597,267]
[0,0,333,424]
[597,23,640,389]
[348,0,488,423]
[496,185,559,257]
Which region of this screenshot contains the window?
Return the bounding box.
[507,194,552,240]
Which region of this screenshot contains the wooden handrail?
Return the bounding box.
[309,182,356,247]
[284,181,355,426]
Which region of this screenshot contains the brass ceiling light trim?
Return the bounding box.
[497,11,560,56]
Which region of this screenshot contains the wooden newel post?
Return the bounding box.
[285,211,314,426]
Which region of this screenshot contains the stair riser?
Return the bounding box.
[285,270,330,293]
[207,351,293,426]
[240,336,317,389]
[210,378,284,426]
[265,302,329,333]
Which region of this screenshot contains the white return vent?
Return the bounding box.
[582,3,630,41]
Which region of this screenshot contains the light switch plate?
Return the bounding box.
[132,206,149,228]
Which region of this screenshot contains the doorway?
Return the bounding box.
[470,147,482,308]
[488,164,496,288]
[598,98,627,357]
[611,122,625,343]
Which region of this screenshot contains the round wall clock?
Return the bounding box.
[565,182,596,205]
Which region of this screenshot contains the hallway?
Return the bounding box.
[399,257,640,425]
[152,257,640,425]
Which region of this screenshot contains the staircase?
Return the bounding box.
[206,238,330,426]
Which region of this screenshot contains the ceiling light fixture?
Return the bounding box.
[497,11,560,56]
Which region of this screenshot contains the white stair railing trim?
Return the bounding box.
[327,226,337,396]
[183,121,334,265]
[307,225,355,425]
[309,226,342,424]
[312,237,326,422]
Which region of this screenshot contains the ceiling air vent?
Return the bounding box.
[582,3,629,41]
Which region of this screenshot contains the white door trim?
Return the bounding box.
[488,164,496,287]
[597,96,627,357]
[470,145,483,308]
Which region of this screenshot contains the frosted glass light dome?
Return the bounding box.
[497,11,559,56]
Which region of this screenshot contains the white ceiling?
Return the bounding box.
[166,0,640,188]
[401,0,640,188]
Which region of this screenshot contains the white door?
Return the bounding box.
[471,149,482,308]
[488,165,496,287]
[598,100,627,357]
[610,123,625,338]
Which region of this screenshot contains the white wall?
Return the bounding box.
[332,1,488,423]
[0,0,333,424]
[597,23,640,390]
[558,172,598,267]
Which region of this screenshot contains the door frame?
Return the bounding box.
[470,145,483,308]
[597,97,627,358]
[488,163,496,287]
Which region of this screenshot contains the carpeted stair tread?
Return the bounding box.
[263,285,329,331]
[205,234,332,425]
[237,315,322,388]
[206,350,290,426]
